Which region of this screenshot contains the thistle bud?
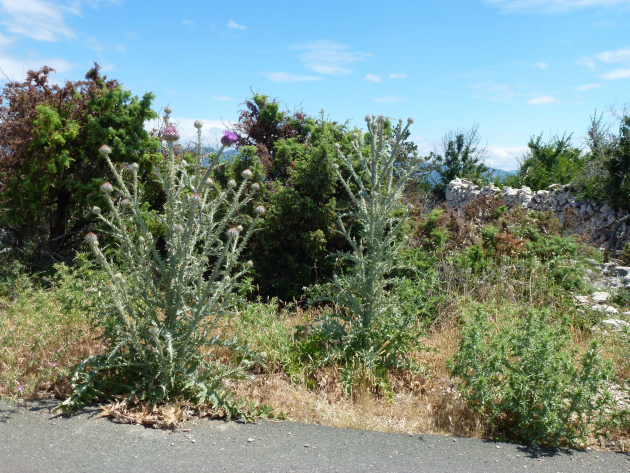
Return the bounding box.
[174,224,184,233]
[227,227,239,238]
[403,235,409,241]
[228,180,237,188]
[398,118,403,124]
[236,225,243,232]
[92,206,101,215]
[255,205,265,215]
[131,163,140,172]
[194,119,203,129]
[190,193,201,204]
[351,133,358,140]
[138,236,145,244]
[251,182,260,191]
[333,143,340,151]
[101,182,113,194]
[206,178,214,186]
[407,117,414,124]
[164,105,172,114]
[332,164,339,170]
[85,232,98,245]
[162,126,180,142]
[241,169,253,180]
[365,115,371,122]
[99,144,111,156]
[377,115,385,123]
[121,198,131,208]
[246,260,253,267]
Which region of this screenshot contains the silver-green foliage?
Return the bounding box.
[60,110,264,415]
[325,115,421,355]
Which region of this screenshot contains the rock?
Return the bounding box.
[586,259,600,267]
[591,292,610,304]
[601,318,630,331]
[605,306,619,314]
[575,295,590,304]
[602,263,618,277]
[614,266,630,278]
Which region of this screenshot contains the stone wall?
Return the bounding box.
[445,178,628,250]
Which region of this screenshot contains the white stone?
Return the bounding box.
[601,318,630,331]
[605,306,619,314]
[591,292,610,304]
[575,295,589,304]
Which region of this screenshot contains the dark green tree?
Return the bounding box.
[429,124,490,199]
[578,112,630,210]
[0,64,161,263]
[504,133,584,191]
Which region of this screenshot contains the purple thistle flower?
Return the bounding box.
[162,125,180,142]
[99,145,112,156]
[17,386,22,392]
[221,131,238,147]
[227,227,239,239]
[85,232,98,245]
[52,363,56,367]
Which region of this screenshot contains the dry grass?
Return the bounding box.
[231,320,483,438]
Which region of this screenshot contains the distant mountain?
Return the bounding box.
[488,168,517,179]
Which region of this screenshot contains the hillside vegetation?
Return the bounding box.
[1,67,629,450]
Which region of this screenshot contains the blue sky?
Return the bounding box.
[1,0,630,170]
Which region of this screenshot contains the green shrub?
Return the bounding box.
[450,308,614,447]
[501,133,584,191]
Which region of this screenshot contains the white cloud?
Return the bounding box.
[292,40,371,75]
[601,67,630,79]
[0,0,76,41]
[487,146,529,171]
[596,47,630,63]
[528,95,557,104]
[115,44,127,53]
[471,81,521,102]
[389,73,407,79]
[579,47,630,79]
[182,19,194,25]
[485,0,630,13]
[534,62,548,69]
[576,56,597,69]
[365,73,381,83]
[212,95,235,101]
[147,117,231,147]
[227,20,247,30]
[0,53,73,82]
[266,72,323,83]
[374,96,405,103]
[575,83,601,90]
[85,36,104,52]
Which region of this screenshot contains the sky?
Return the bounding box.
[1,0,630,171]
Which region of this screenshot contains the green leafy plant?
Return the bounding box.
[450,308,614,447]
[60,110,265,417]
[303,116,423,380]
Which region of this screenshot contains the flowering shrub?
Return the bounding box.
[59,108,264,417]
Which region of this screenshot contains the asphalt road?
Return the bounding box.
[0,399,629,472]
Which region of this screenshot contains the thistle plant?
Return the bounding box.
[314,115,422,368]
[60,108,264,416]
